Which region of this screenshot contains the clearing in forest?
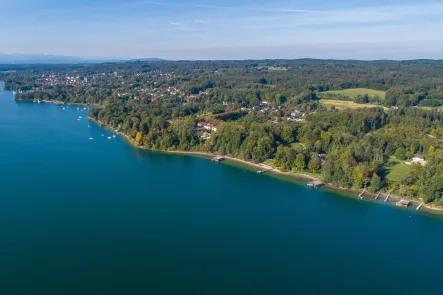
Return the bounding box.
[320,88,386,100]
[384,156,409,182]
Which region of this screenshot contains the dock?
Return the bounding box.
[307,181,325,189]
[416,202,424,211]
[384,193,390,203]
[375,192,381,200]
[212,156,225,162]
[358,189,366,199]
[396,198,411,208]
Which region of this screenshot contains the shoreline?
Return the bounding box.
[8,90,441,215]
[88,117,443,214]
[88,117,318,182]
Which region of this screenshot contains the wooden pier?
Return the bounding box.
[358,189,366,200]
[375,192,381,200]
[384,193,390,203]
[307,181,325,189]
[416,202,424,211]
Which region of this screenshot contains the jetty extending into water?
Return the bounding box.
[384,193,390,203]
[358,189,366,200]
[375,192,381,200]
[416,202,424,211]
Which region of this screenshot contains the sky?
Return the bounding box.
[1,0,443,60]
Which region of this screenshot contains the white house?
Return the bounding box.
[197,122,218,132]
[412,154,426,165]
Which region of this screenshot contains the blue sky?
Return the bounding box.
[2,0,443,60]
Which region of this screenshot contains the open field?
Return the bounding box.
[256,66,288,71]
[320,88,386,100]
[320,99,387,110]
[418,106,443,111]
[384,156,409,182]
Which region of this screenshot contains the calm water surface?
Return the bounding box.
[1,82,442,294]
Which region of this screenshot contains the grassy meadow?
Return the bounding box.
[384,156,409,182]
[320,88,386,100]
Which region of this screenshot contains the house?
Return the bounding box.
[287,116,304,122]
[412,154,426,165]
[197,122,218,132]
[291,109,304,117]
[200,132,211,140]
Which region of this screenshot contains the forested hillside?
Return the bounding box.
[2,59,443,205]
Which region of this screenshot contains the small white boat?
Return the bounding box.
[108,137,112,140]
[113,134,116,138]
[12,91,16,95]
[102,134,104,137]
[37,100,41,104]
[77,107,80,110]
[79,116,83,119]
[89,137,93,140]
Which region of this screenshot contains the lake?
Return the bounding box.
[1,82,442,294]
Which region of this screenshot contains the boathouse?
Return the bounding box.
[307,181,325,188]
[396,199,411,208]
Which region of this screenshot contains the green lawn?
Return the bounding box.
[418,106,443,112]
[319,88,386,100]
[256,66,288,71]
[320,99,387,110]
[290,142,307,151]
[384,156,409,182]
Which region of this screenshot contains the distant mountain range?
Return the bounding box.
[0,54,164,64]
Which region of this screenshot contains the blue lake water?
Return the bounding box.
[1,82,442,294]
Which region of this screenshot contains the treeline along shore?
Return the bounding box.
[2,59,443,211]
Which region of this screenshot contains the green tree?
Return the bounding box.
[308,156,321,173]
[294,154,306,171]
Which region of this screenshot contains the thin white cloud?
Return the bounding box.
[141,1,169,4]
[170,22,185,27]
[141,1,318,13]
[191,4,318,13]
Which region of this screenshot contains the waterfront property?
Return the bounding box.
[212,156,225,162]
[307,180,325,188]
[396,199,411,208]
